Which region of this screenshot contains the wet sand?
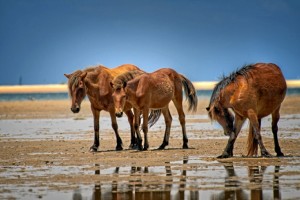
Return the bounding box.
[0,96,300,199]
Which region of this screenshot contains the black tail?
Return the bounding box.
[139,109,162,128]
[148,109,162,128]
[180,74,198,112]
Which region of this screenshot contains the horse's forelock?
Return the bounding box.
[113,70,144,89]
[68,70,83,90]
[112,79,124,89]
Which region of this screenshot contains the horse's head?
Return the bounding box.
[110,81,127,118]
[206,103,234,136]
[64,71,87,113]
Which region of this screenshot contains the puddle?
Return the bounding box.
[1,156,300,199]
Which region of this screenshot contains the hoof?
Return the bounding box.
[137,145,143,151]
[276,152,284,157]
[116,145,123,151]
[143,145,149,151]
[158,145,165,150]
[262,153,273,158]
[217,152,231,159]
[182,144,189,149]
[129,143,138,150]
[261,150,272,158]
[89,146,98,152]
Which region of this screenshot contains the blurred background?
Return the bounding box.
[1,0,300,86]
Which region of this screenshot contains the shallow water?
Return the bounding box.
[1,156,300,199]
[1,114,300,140]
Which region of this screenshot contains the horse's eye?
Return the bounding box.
[79,81,84,88]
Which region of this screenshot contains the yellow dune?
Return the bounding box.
[192,79,300,90]
[0,80,299,93]
[0,84,68,94]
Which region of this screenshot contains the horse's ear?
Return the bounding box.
[206,106,210,111]
[80,72,87,80]
[64,73,71,79]
[110,82,114,88]
[123,82,127,88]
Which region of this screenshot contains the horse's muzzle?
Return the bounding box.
[71,107,80,113]
[115,112,123,118]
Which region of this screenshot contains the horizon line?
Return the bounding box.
[0,79,300,94]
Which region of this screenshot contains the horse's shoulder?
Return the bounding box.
[132,75,149,97]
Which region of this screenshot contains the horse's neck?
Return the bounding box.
[85,70,111,98]
[220,84,236,107]
[84,71,100,96]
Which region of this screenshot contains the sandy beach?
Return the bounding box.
[0,96,300,199]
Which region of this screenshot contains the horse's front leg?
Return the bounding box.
[109,110,123,151]
[142,108,150,150]
[124,109,137,149]
[90,108,100,152]
[218,115,245,158]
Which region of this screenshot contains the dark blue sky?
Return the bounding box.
[1,0,300,85]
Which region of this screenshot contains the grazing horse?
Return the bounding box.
[64,64,143,151]
[206,63,286,158]
[111,68,198,150]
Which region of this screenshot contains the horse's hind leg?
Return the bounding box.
[109,110,123,151]
[125,110,137,149]
[272,107,284,157]
[142,108,150,150]
[133,108,143,150]
[248,110,271,157]
[172,99,188,149]
[158,107,172,150]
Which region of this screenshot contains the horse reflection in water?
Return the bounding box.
[88,160,281,200]
[91,158,194,200]
[213,164,281,200]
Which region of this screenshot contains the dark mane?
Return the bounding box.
[67,66,101,90]
[112,70,145,88]
[209,64,254,106]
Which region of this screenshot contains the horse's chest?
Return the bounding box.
[88,95,110,111]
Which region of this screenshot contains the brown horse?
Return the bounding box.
[206,63,287,158]
[64,64,144,151]
[111,68,198,150]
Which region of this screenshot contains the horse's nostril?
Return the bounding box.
[116,112,123,118]
[71,107,80,113]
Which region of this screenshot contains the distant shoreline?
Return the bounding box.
[0,80,300,94]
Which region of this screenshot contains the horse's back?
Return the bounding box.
[110,64,142,77]
[251,63,286,93]
[233,63,286,116]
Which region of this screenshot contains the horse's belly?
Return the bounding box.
[149,82,173,108]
